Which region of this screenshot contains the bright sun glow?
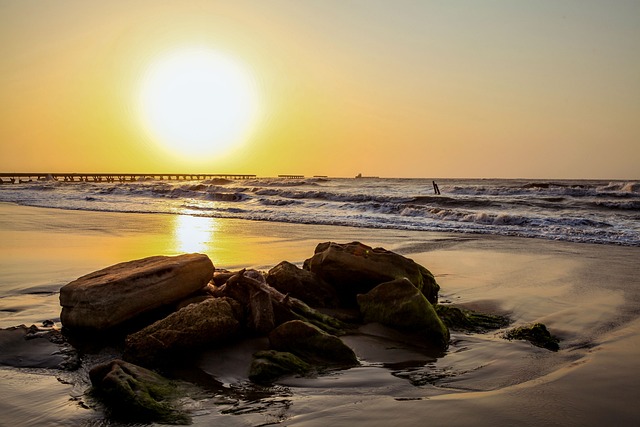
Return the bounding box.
[139,47,259,159]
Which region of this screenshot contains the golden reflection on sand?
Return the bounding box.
[173,214,217,254]
[169,213,275,269]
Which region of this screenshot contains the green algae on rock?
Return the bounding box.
[269,320,358,367]
[357,277,449,350]
[249,350,314,384]
[435,304,510,333]
[89,359,190,424]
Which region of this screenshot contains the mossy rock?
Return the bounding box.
[504,323,560,351]
[357,278,449,350]
[123,297,241,367]
[89,359,190,424]
[285,298,348,335]
[249,350,313,384]
[435,305,510,333]
[269,320,358,367]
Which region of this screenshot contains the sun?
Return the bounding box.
[138,47,259,160]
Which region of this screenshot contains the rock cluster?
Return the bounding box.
[1,241,558,424]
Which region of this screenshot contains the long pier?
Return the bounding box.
[0,173,256,184]
[277,174,305,179]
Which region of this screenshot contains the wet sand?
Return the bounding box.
[1,203,639,426]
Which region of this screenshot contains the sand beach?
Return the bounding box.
[1,202,639,426]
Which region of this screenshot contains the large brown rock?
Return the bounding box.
[60,254,214,332]
[266,261,339,307]
[357,277,449,350]
[123,297,242,367]
[303,242,439,305]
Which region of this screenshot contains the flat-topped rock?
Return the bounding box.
[60,254,214,332]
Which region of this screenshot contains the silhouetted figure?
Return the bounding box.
[432,181,440,195]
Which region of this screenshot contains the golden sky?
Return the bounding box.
[1,0,638,179]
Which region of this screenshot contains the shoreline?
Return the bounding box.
[1,202,639,426]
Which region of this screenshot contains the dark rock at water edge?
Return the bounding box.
[0,324,80,370]
[504,323,560,351]
[89,359,190,424]
[435,304,511,333]
[303,241,440,306]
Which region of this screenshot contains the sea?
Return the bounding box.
[0,177,638,246]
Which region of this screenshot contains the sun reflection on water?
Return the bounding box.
[173,214,217,254]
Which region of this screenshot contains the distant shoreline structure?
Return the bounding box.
[0,173,383,183]
[355,173,379,179]
[0,173,256,184]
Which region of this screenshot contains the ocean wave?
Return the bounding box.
[158,184,254,200]
[181,203,247,214]
[410,195,497,208]
[252,188,409,204]
[522,182,567,189]
[447,182,604,198]
[598,182,640,193]
[396,204,615,229]
[258,198,302,206]
[417,208,530,226]
[202,178,233,185]
[245,178,321,187]
[594,200,640,211]
[203,192,248,202]
[30,182,61,191]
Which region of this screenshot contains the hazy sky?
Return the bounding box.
[1,0,638,179]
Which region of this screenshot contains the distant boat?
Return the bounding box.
[355,173,379,179]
